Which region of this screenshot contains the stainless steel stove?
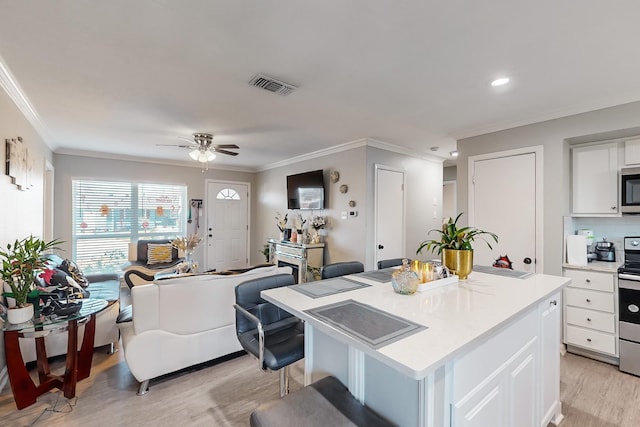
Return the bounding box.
[618,237,640,376]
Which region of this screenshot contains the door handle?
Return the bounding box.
[378,244,384,250]
[523,257,532,264]
[208,234,212,238]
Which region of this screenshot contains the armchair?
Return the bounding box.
[121,239,182,288]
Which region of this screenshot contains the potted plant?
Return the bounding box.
[416,213,498,279]
[0,236,62,323]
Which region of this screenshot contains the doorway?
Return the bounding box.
[205,180,250,272]
[468,147,543,273]
[374,165,405,268]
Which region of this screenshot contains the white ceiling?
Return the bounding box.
[2,1,640,171]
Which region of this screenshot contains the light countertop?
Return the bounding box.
[563,260,621,273]
[262,270,569,380]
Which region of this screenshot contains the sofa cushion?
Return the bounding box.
[85,273,121,302]
[147,243,173,265]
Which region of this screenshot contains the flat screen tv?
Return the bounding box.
[287,169,325,210]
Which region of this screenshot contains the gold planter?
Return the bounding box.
[442,249,473,280]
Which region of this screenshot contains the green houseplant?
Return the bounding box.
[0,236,62,323]
[416,213,498,279]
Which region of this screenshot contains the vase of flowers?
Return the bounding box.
[171,234,202,273]
[310,215,326,244]
[0,236,62,324]
[275,212,288,241]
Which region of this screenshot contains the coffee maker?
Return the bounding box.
[595,239,616,262]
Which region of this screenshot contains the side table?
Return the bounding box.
[2,298,108,409]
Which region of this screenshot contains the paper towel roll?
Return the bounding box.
[566,235,588,266]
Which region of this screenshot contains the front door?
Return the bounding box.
[205,180,249,272]
[469,148,542,273]
[375,166,405,268]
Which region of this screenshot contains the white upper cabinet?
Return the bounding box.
[624,138,640,165]
[571,142,619,216]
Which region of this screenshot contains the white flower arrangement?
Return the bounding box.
[294,212,307,231]
[310,215,326,230]
[275,212,288,232]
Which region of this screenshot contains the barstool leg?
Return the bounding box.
[279,365,290,397]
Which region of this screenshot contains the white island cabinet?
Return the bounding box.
[262,271,568,427]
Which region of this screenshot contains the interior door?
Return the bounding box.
[375,166,405,268]
[205,181,249,272]
[469,149,540,272]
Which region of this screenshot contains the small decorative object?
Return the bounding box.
[349,200,356,207]
[330,170,340,183]
[275,212,288,240]
[391,259,420,295]
[339,184,348,194]
[171,233,202,273]
[291,229,298,243]
[416,213,498,280]
[493,255,513,269]
[0,236,62,324]
[310,215,326,244]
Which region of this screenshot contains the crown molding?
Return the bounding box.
[0,55,54,148]
[54,148,257,173]
[258,137,444,172]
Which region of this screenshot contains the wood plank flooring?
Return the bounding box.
[1,344,640,426]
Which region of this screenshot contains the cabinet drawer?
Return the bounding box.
[566,325,616,355]
[565,306,615,334]
[565,288,614,313]
[564,269,614,292]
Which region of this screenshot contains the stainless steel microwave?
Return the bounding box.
[621,167,640,213]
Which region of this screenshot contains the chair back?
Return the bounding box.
[321,261,364,279]
[377,258,407,269]
[234,273,296,335]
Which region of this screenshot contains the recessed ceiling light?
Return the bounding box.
[450,151,459,157]
[491,77,510,87]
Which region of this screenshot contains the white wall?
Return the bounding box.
[255,146,367,266]
[53,154,255,267]
[0,87,51,392]
[457,100,640,275]
[255,144,444,270]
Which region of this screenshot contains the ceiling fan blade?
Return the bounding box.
[214,149,239,156]
[214,144,240,149]
[157,144,196,149]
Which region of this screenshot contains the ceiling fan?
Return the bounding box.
[157,132,239,166]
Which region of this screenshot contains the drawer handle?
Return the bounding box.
[587,318,592,322]
[587,338,592,342]
[585,279,591,283]
[586,298,591,303]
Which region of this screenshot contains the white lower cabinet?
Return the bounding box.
[563,268,618,358]
[453,293,561,427]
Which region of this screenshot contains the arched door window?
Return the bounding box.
[216,188,241,200]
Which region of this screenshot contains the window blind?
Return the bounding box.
[72,180,187,273]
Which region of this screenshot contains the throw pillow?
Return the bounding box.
[60,259,90,288]
[147,243,173,264]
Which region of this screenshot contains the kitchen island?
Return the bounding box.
[261,270,569,427]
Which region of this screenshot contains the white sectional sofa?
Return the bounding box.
[118,264,293,395]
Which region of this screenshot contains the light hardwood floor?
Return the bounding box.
[1,345,640,426]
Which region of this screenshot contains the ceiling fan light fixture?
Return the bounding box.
[189,149,216,163]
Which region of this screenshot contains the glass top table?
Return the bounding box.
[2,298,109,410]
[2,298,109,335]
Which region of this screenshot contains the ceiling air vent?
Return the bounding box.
[249,74,297,96]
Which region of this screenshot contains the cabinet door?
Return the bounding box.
[539,292,561,427]
[507,338,537,427]
[571,142,619,215]
[454,370,507,427]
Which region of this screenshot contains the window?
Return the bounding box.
[72,180,187,273]
[216,188,240,200]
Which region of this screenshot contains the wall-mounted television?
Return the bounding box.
[287,169,325,210]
